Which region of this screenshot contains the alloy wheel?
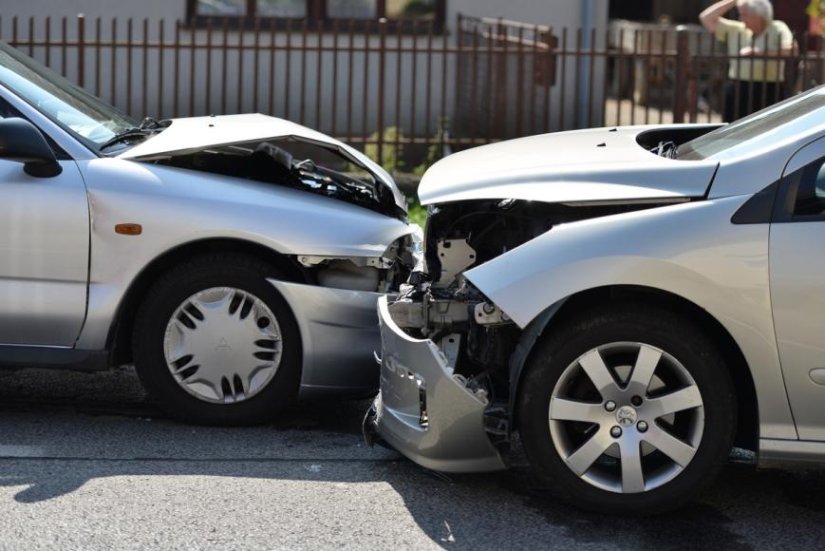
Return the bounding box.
[548,342,704,494]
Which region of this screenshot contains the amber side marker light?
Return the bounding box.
[115,223,143,236]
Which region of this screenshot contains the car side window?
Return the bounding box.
[0,95,71,160]
[0,96,21,119]
[792,160,825,217]
[816,165,825,198]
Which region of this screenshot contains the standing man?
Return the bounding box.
[700,0,795,121]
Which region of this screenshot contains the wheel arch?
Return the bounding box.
[106,238,309,367]
[510,284,759,453]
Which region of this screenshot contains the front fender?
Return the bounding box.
[466,198,756,327]
[76,157,413,350]
[465,196,797,440]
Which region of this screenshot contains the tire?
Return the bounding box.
[132,253,301,425]
[517,304,736,515]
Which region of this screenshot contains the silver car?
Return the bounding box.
[0,42,419,425]
[366,87,825,514]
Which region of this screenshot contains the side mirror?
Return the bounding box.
[0,117,62,177]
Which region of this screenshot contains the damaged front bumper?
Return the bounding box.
[268,279,384,398]
[364,295,507,472]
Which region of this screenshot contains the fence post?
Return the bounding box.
[77,14,85,88]
[494,18,506,138]
[673,28,689,124]
[376,18,387,165]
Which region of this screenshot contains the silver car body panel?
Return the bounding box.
[465,196,796,440]
[372,296,507,472]
[372,99,825,474]
[0,76,416,397]
[268,280,383,397]
[419,110,825,207]
[705,145,800,201]
[372,195,796,470]
[769,135,825,441]
[119,113,407,213]
[75,157,413,351]
[417,127,720,205]
[760,439,825,462]
[0,48,419,409]
[0,84,97,347]
[0,159,89,346]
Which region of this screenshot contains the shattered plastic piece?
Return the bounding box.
[440,520,456,544]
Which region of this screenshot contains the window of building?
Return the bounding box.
[257,0,308,18]
[186,0,446,32]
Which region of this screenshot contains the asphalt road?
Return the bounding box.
[0,367,823,550]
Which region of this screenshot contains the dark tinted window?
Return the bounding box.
[793,160,825,217]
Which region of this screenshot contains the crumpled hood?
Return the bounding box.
[118,113,406,212]
[418,126,719,206]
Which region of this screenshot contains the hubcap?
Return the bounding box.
[548,342,704,494]
[163,287,282,404]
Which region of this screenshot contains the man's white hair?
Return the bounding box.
[737,0,773,23]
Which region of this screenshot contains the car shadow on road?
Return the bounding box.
[0,367,823,549]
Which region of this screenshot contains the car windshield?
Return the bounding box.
[677,87,825,160]
[0,41,137,150]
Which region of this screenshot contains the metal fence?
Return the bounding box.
[3,14,825,167]
[604,19,824,127]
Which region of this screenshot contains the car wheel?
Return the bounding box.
[132,253,301,425]
[517,304,736,515]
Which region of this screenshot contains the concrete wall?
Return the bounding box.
[450,0,608,31]
[0,0,609,146]
[1,0,606,29]
[1,0,185,21]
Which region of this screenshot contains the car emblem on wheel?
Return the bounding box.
[615,406,637,427]
[215,338,232,352]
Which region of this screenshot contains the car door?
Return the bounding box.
[770,135,825,441]
[0,108,90,347]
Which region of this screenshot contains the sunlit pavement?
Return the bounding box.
[0,367,822,550]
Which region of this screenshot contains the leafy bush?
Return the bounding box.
[407,197,427,227]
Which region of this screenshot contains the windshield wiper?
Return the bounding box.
[99,117,169,151]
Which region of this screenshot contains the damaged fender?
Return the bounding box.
[464,196,796,440]
[268,280,384,397]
